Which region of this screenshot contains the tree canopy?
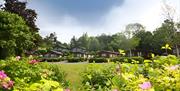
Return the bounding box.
[0,11,34,59]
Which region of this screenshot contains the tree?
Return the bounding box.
[2,0,41,47]
[125,23,145,36]
[0,11,34,59]
[153,19,176,54]
[88,37,100,52]
[77,33,89,50]
[96,34,113,51]
[70,36,79,49]
[161,1,180,56]
[134,29,154,56]
[40,32,57,50]
[173,23,180,57]
[110,33,127,51]
[123,24,141,57]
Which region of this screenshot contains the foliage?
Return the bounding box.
[77,33,90,50]
[0,11,34,59]
[0,57,68,90]
[41,57,65,62]
[89,58,109,63]
[96,34,113,51]
[66,19,180,56]
[2,0,42,47]
[40,32,57,50]
[88,37,100,52]
[111,57,144,64]
[82,55,180,90]
[152,19,176,54]
[67,57,86,63]
[20,78,64,91]
[81,63,116,90]
[118,49,126,56]
[0,70,14,90]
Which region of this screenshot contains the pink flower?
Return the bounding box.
[0,70,7,80]
[139,82,152,90]
[170,65,179,70]
[16,56,21,60]
[0,71,14,90]
[2,82,9,89]
[29,60,39,64]
[2,80,14,90]
[8,80,14,87]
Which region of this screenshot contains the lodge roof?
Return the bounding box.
[98,51,119,55]
[71,47,87,54]
[48,50,63,55]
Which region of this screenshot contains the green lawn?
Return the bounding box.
[59,63,88,91]
[59,63,109,91]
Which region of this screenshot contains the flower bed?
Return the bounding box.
[0,55,179,91]
[81,55,180,90]
[0,56,69,90]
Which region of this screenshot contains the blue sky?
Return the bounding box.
[25,0,180,43]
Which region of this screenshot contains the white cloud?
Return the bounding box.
[35,0,179,43]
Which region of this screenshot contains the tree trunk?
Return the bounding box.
[129,49,132,57]
[175,44,179,57]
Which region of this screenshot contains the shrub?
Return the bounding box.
[0,70,14,90]
[111,57,144,64]
[16,78,64,91]
[67,57,86,63]
[41,57,65,62]
[0,57,68,90]
[81,63,116,90]
[82,55,180,90]
[89,58,109,63]
[112,55,180,90]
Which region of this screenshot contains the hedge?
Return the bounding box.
[89,58,109,63]
[111,57,144,64]
[67,57,86,63]
[40,57,65,62]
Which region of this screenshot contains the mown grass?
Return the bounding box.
[59,63,88,91]
[59,63,110,91]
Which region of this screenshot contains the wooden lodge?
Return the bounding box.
[98,51,119,58]
[71,47,87,58]
[44,50,63,58]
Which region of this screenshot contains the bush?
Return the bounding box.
[67,57,86,63]
[41,57,65,62]
[89,58,109,63]
[81,63,116,90]
[82,55,180,90]
[111,57,144,64]
[0,57,68,90]
[21,79,64,91]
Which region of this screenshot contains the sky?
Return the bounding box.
[2,0,179,43]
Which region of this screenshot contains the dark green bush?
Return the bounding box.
[111,57,144,64]
[41,57,65,62]
[67,57,86,62]
[89,58,109,63]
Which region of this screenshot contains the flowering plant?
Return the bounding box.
[29,59,39,64]
[82,55,180,90]
[0,70,14,90]
[139,82,152,90]
[16,56,21,60]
